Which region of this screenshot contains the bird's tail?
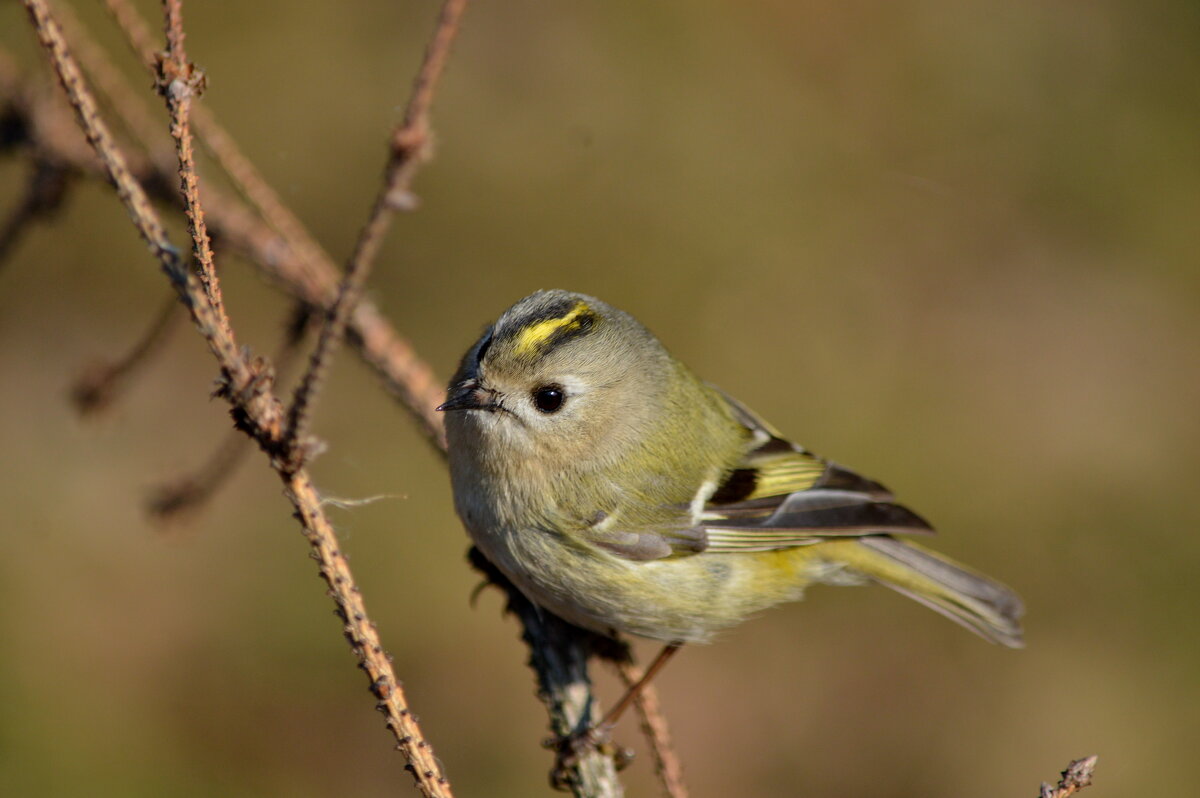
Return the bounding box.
[831,536,1025,648]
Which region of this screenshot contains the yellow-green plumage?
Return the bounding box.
[442,290,1023,647]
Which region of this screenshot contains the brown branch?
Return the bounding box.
[70,290,181,415]
[22,0,184,287]
[147,427,248,519]
[0,156,71,269]
[102,0,160,73]
[2,5,1107,794]
[19,2,452,795]
[101,0,325,283]
[0,54,75,258]
[3,41,447,450]
[158,0,225,318]
[1040,756,1098,798]
[614,661,688,798]
[98,0,448,450]
[148,303,312,520]
[2,41,447,445]
[6,5,680,788]
[282,0,470,464]
[53,0,170,167]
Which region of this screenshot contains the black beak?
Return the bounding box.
[437,380,499,413]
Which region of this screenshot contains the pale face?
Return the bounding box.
[442,291,667,481]
[460,365,598,458]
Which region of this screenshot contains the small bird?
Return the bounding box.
[440,290,1023,727]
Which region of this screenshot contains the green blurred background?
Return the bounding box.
[2,0,1198,795]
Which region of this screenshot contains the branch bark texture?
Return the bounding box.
[19,0,452,794]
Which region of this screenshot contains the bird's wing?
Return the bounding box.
[696,390,936,553]
[588,390,935,562]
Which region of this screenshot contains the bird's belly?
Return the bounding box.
[467,520,819,644]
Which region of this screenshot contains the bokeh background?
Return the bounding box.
[2,0,1198,795]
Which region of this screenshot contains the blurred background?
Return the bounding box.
[1,0,1197,795]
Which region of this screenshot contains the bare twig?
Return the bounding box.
[54,0,170,166]
[2,44,448,444]
[101,0,328,284]
[149,303,312,520]
[0,156,71,269]
[289,471,454,797]
[1040,755,1098,798]
[147,428,248,519]
[7,4,680,787]
[19,2,452,794]
[283,0,469,464]
[98,0,448,450]
[614,661,688,798]
[101,0,160,73]
[21,1,184,287]
[158,0,225,318]
[70,291,180,415]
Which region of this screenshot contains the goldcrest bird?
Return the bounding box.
[440,290,1023,706]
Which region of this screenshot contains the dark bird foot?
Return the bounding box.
[545,725,634,790]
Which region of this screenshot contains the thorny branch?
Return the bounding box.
[3,6,693,795]
[148,303,314,520]
[101,0,347,339]
[18,0,451,795]
[615,660,689,798]
[1040,756,1099,798]
[158,0,224,320]
[283,0,470,464]
[0,42,445,449]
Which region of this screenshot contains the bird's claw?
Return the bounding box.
[545,724,635,790]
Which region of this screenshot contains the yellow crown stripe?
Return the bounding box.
[512,300,593,356]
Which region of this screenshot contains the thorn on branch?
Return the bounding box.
[1040,755,1099,798]
[4,27,449,452]
[150,303,311,500]
[153,49,206,103]
[19,1,459,793]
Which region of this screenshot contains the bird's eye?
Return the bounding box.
[532,385,565,413]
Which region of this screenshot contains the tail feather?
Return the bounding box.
[849,536,1024,648]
